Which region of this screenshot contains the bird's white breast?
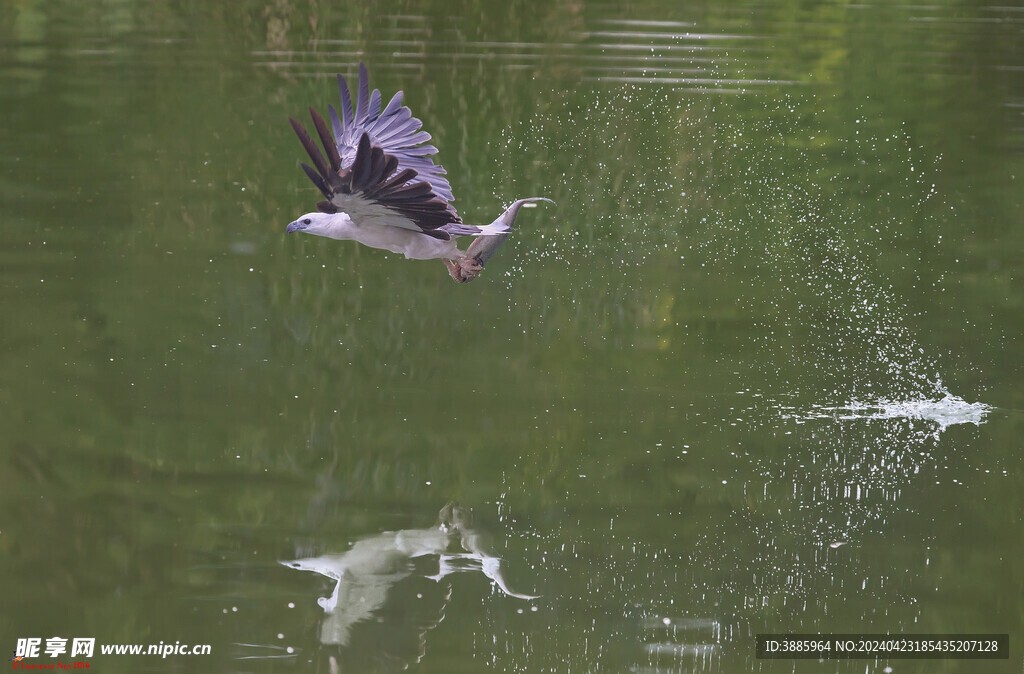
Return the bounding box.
[320,210,459,260]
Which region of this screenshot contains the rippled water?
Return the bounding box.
[1,2,1022,673]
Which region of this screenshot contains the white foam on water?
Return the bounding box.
[801,386,990,433]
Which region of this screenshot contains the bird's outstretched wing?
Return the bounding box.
[332,63,454,204]
[290,63,463,240]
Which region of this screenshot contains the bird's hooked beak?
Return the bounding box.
[285,220,307,234]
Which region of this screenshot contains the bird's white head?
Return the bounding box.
[285,211,349,239]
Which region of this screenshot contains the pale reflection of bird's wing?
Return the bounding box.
[479,556,541,600]
[319,567,412,646]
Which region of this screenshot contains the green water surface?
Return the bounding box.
[1,1,1022,672]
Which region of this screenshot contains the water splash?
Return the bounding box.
[796,383,990,436]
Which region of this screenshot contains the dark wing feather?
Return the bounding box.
[309,108,341,172]
[290,117,333,187]
[291,64,462,235]
[382,182,434,201]
[300,163,331,198]
[370,167,417,198]
[349,133,373,191]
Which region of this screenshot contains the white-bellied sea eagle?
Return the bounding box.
[286,63,552,282]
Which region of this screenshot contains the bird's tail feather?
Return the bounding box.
[439,222,511,237]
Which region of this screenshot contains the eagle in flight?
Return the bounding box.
[286,63,551,282]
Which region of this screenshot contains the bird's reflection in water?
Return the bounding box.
[282,502,538,670]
